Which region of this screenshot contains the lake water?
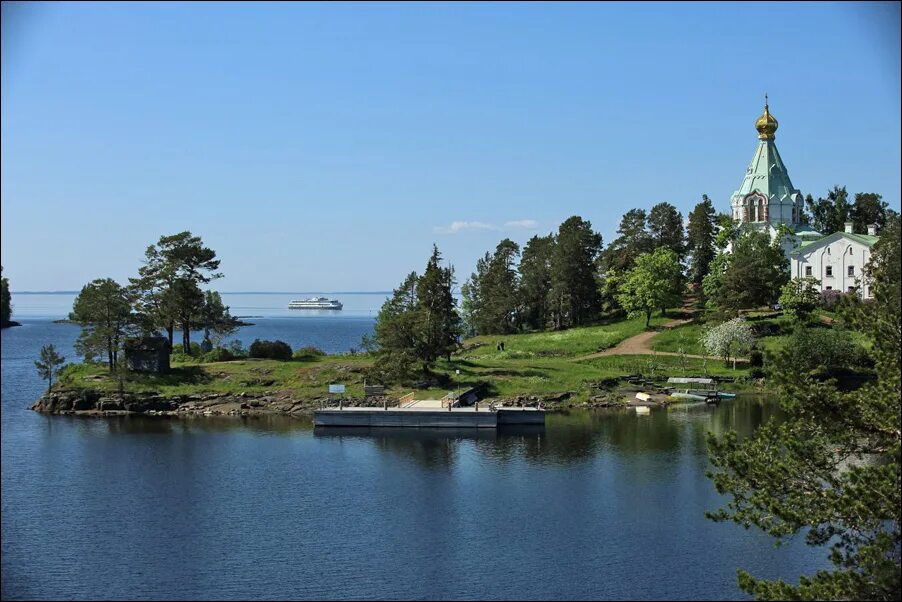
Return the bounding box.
[1,293,829,600]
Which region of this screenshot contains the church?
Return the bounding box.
[727,98,879,298]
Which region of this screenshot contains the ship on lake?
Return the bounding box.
[288,297,343,310]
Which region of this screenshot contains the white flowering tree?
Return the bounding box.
[700,318,756,369]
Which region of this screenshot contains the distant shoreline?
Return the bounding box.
[12,291,393,295]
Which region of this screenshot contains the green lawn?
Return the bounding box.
[461,314,668,359]
[650,323,707,355]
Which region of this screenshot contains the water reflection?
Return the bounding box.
[48,413,316,436]
[307,398,783,469]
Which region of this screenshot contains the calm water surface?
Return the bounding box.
[2,293,829,600]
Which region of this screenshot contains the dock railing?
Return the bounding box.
[399,392,416,408]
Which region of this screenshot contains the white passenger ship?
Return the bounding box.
[287,297,343,310]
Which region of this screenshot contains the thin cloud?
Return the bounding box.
[434,219,538,234]
[504,219,538,230]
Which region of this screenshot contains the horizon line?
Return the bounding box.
[11,290,395,295]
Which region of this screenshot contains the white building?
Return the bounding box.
[789,222,880,298]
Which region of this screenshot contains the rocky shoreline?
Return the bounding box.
[31,388,391,417]
[31,387,634,418]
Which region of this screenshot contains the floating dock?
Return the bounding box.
[313,406,545,429]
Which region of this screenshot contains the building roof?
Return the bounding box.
[790,231,879,256]
[731,99,802,209]
[730,139,801,206]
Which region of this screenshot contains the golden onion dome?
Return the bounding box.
[755,94,778,140]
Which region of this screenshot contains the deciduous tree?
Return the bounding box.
[850,192,891,234]
[699,317,755,369]
[806,185,851,234]
[616,247,683,327]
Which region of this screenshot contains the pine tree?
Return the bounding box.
[602,209,653,273]
[70,278,135,371]
[462,239,520,335]
[130,231,221,353]
[647,202,686,259]
[35,344,65,392]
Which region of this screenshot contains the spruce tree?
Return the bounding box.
[549,216,602,329]
[416,245,462,369]
[518,234,555,331]
[372,272,421,382]
[686,195,717,286]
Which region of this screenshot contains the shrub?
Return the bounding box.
[748,367,766,379]
[170,346,204,364]
[203,347,237,362]
[819,289,843,309]
[172,342,203,356]
[768,326,869,377]
[293,346,326,361]
[248,339,293,360]
[226,339,247,357]
[748,349,764,367]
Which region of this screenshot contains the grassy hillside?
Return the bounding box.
[462,314,667,359]
[57,312,758,406]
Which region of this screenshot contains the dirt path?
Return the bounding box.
[577,317,700,360]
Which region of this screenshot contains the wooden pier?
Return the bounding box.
[313,405,545,429]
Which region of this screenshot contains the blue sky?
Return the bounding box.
[2,1,900,292]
